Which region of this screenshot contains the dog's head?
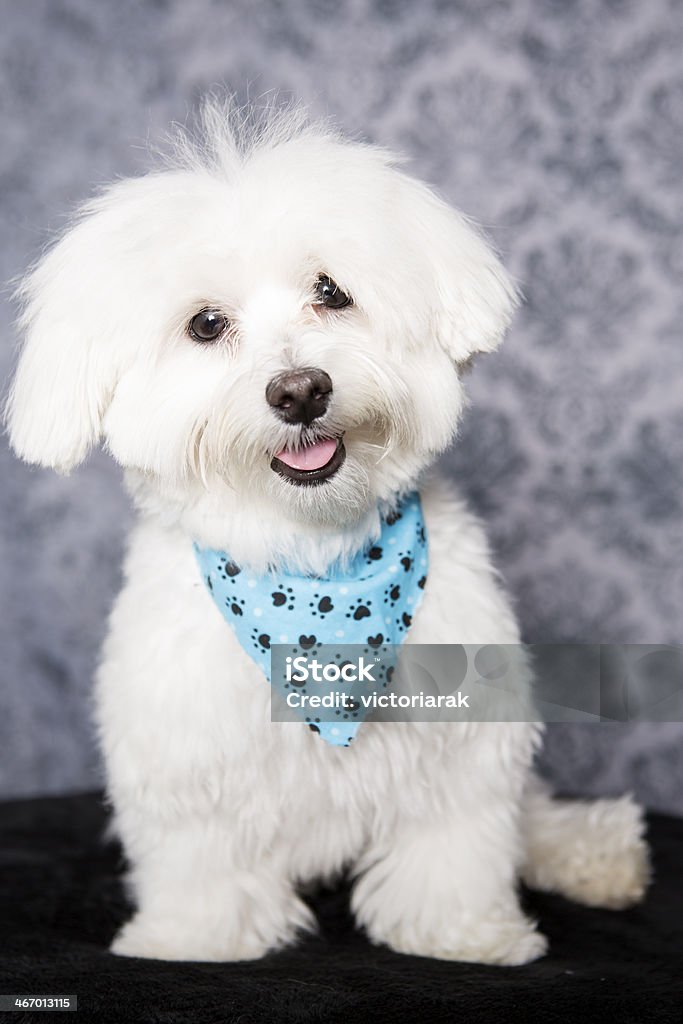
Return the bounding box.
[6,103,518,531]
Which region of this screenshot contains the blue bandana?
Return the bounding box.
[194,491,428,746]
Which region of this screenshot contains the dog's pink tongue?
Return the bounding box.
[275,439,337,471]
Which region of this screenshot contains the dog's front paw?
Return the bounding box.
[378,916,547,966]
[110,913,272,963]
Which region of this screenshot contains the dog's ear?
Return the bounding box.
[5,205,124,473]
[398,174,520,365]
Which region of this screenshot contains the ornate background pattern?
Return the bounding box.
[0,0,681,809]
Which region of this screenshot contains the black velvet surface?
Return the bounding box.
[0,792,681,1024]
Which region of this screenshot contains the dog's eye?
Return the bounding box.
[315,275,353,310]
[188,308,229,343]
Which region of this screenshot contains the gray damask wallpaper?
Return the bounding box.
[0,0,681,810]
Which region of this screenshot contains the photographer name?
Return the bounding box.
[286,691,471,710]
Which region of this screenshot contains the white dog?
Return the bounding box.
[6,102,649,965]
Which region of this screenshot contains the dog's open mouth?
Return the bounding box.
[271,436,346,486]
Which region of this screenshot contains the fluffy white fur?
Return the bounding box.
[6,102,649,965]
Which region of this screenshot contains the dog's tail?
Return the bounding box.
[521,778,651,908]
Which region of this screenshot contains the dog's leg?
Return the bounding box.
[521,779,650,909]
[109,809,313,962]
[352,820,546,966]
[351,729,547,966]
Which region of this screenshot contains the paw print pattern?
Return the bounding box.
[346,599,372,620]
[272,586,295,610]
[308,593,334,618]
[391,606,414,635]
[250,629,271,652]
[227,596,245,617]
[220,559,241,579]
[384,583,401,607]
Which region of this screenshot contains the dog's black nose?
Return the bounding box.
[266,368,333,426]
